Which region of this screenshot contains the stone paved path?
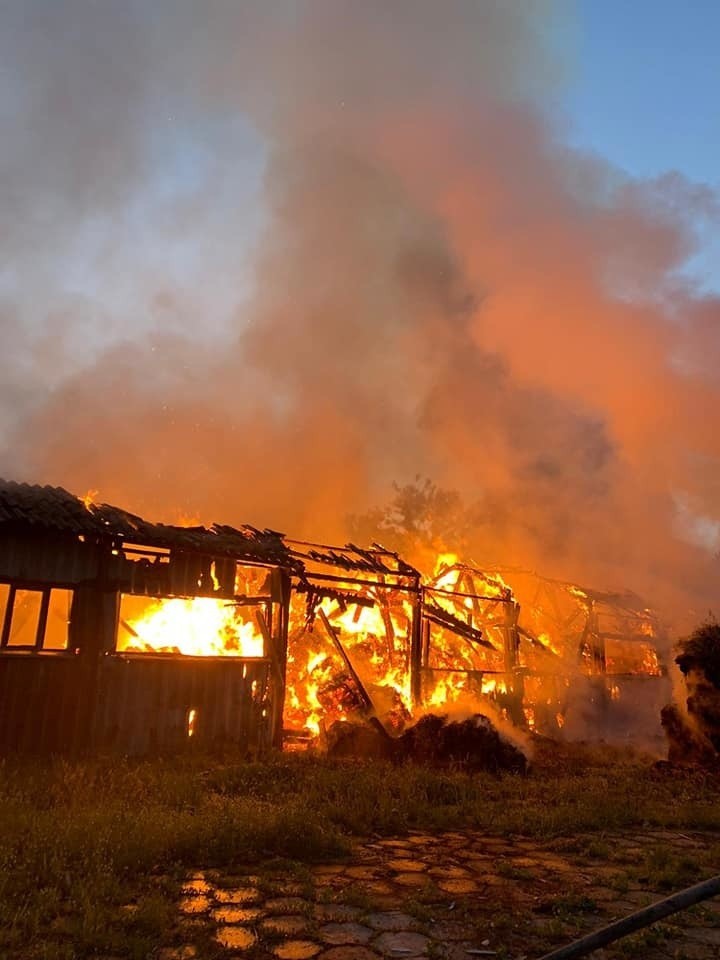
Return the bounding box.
[162,829,720,960]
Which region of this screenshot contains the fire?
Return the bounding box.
[118,596,265,658]
[283,553,666,742]
[105,531,664,742]
[284,587,416,736]
[175,510,203,527]
[187,708,197,737]
[80,489,98,510]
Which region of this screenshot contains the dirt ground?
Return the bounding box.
[163,827,720,960]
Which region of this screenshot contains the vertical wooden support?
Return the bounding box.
[269,568,291,750]
[586,600,610,718]
[588,602,606,674]
[503,600,524,725]
[422,617,431,667]
[410,578,423,708]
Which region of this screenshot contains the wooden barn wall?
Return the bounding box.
[0,654,277,756]
[94,656,274,755]
[0,532,100,585]
[0,531,291,756]
[0,655,95,754]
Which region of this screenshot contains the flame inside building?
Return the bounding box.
[0,480,668,756]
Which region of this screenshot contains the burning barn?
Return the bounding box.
[0,479,670,757]
[279,549,669,744]
[0,480,293,755]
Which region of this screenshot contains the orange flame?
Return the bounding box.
[80,489,99,510]
[118,596,265,658]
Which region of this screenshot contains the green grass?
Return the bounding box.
[0,745,719,957]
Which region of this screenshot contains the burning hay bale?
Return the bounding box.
[325,712,528,773]
[662,620,720,765]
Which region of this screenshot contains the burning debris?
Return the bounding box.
[324,713,528,774]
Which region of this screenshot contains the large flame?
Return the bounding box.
[111,547,664,740]
[283,554,665,740]
[118,596,265,658]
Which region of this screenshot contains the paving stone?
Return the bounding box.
[215,926,258,951]
[179,896,211,915]
[432,942,485,960]
[364,882,396,897]
[387,859,427,874]
[406,834,435,846]
[346,866,380,880]
[266,898,311,915]
[158,948,198,960]
[274,941,323,960]
[319,923,374,945]
[531,857,574,874]
[471,874,506,887]
[212,906,264,924]
[315,865,347,876]
[366,913,417,932]
[427,866,470,879]
[263,916,312,936]
[275,881,309,897]
[317,948,380,960]
[426,921,473,941]
[373,931,430,956]
[214,886,261,904]
[378,840,413,850]
[314,904,363,923]
[181,878,212,896]
[394,873,430,888]
[315,874,352,888]
[437,879,478,895]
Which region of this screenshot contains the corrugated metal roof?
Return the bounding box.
[0,480,421,577]
[0,479,292,566]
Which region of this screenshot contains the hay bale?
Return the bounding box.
[325,712,527,773]
[323,718,396,760]
[664,621,720,763]
[660,703,717,766]
[400,713,527,773]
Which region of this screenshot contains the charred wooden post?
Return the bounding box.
[317,607,375,713]
[410,577,423,707]
[503,599,524,726]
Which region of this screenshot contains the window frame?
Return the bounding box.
[0,583,74,653]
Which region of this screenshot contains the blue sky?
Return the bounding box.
[561,0,719,289]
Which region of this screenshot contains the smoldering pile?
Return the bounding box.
[662,621,720,766]
[324,712,527,774]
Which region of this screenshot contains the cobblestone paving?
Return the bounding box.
[163,830,720,960]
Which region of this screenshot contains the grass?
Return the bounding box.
[0,744,719,957]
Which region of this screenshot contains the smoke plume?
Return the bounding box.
[1,1,719,626]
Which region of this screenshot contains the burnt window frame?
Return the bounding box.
[115,589,274,660]
[0,582,74,653]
